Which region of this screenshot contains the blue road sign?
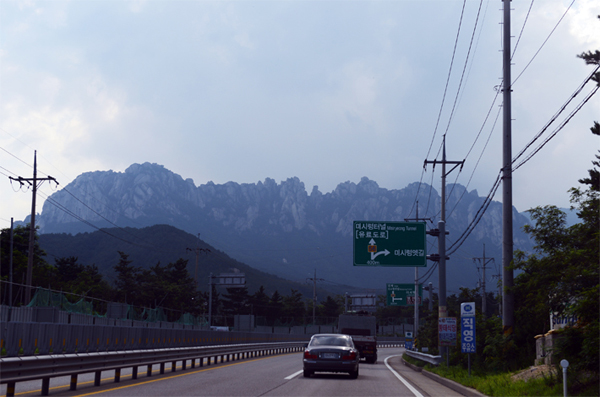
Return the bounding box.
[461,316,476,353]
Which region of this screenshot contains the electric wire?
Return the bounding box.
[446,97,502,220]
[512,0,575,87]
[511,0,535,60]
[0,165,18,177]
[442,0,485,139]
[409,0,467,219]
[513,83,599,172]
[513,65,600,167]
[447,171,502,255]
[37,191,193,256]
[446,67,598,255]
[58,185,149,244]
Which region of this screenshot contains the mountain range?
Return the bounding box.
[34,162,534,294]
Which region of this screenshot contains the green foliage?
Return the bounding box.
[319,295,342,318]
[221,286,251,316]
[428,364,563,397]
[282,289,305,324]
[53,256,112,300]
[113,251,140,304]
[1,224,54,304]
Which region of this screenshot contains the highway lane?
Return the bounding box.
[3,348,464,397]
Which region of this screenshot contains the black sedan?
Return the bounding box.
[302,334,360,379]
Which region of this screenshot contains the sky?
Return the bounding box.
[1,0,599,231]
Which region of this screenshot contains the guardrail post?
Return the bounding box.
[171,360,177,372]
[41,377,50,396]
[70,374,77,391]
[147,365,153,377]
[115,368,121,383]
[94,371,101,386]
[160,362,165,374]
[132,366,138,379]
[6,381,15,397]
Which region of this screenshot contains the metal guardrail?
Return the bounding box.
[404,349,442,365]
[0,341,306,397]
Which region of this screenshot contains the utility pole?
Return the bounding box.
[405,202,431,341]
[9,151,56,303]
[186,233,209,286]
[473,244,494,316]
[424,135,464,360]
[307,269,324,325]
[9,218,14,307]
[492,273,502,316]
[502,0,514,336]
[427,282,433,311]
[208,273,214,328]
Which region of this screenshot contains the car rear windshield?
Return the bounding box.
[310,336,352,347]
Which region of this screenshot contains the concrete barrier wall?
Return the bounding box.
[0,308,404,357]
[0,321,311,357]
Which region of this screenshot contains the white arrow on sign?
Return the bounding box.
[368,239,390,260]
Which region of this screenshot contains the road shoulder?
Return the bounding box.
[400,356,487,397]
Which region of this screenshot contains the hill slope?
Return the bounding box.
[39,224,341,298]
[35,162,534,292]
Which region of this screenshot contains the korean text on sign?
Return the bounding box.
[438,317,457,347]
[461,317,476,353]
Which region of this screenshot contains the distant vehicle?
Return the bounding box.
[338,313,377,363]
[302,334,360,379]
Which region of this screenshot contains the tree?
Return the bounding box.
[53,256,111,300]
[250,286,270,319]
[282,289,305,324]
[512,121,599,384]
[0,224,53,305]
[267,290,283,325]
[221,286,251,316]
[319,295,342,319]
[113,251,140,304]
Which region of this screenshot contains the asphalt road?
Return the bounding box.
[2,347,465,397]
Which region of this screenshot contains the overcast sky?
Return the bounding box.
[1,0,599,231]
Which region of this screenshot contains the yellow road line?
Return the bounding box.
[74,353,298,396]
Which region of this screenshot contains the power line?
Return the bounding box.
[512,66,600,169]
[512,0,575,87]
[513,84,599,172]
[409,0,468,219]
[442,0,485,140]
[511,0,535,60]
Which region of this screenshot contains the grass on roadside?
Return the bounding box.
[402,353,564,397]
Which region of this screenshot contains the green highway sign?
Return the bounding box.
[386,283,423,306]
[353,221,427,267]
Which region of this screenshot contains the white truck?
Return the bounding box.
[338,313,377,363]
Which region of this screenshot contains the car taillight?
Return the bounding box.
[342,351,357,360]
[304,349,317,359]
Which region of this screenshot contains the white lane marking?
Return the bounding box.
[285,370,304,379]
[384,355,424,397]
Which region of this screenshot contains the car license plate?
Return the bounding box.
[322,353,338,359]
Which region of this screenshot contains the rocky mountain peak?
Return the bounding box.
[35,162,534,290]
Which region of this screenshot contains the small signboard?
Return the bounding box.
[405,331,413,350]
[461,302,476,354]
[350,294,376,308]
[461,317,476,353]
[353,221,427,267]
[217,273,246,287]
[386,283,423,306]
[438,317,457,347]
